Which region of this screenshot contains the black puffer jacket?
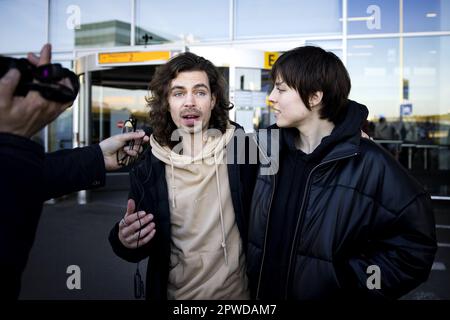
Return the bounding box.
[247,101,437,300]
[109,122,257,300]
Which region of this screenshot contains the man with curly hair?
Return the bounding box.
[109,52,257,299]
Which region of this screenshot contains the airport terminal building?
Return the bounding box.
[1,0,450,199]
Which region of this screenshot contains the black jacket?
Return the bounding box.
[108,123,257,300]
[247,101,437,300]
[0,133,106,299]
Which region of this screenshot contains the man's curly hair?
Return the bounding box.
[146,52,233,148]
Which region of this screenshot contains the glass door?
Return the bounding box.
[90,65,155,145]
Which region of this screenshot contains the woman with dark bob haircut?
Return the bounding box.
[246,46,436,300]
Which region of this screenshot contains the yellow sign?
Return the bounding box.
[264,52,280,69]
[98,51,171,64]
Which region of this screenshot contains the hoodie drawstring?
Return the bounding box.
[169,155,176,208]
[214,152,228,265]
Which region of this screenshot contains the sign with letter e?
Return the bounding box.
[264,52,280,69]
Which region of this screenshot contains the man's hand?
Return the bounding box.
[118,199,156,249]
[99,131,150,171]
[0,44,74,138]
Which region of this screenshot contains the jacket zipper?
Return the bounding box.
[283,152,358,299]
[255,174,276,299]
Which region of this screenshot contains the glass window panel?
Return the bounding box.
[236,0,342,38]
[90,65,154,144]
[49,0,131,51]
[404,36,450,144]
[92,85,149,144]
[235,68,261,132]
[48,108,73,151]
[0,0,47,53]
[135,0,229,45]
[404,0,450,32]
[48,61,74,151]
[347,0,398,34]
[347,38,400,120]
[403,36,450,195]
[348,36,450,196]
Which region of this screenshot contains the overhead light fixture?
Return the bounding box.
[426,12,437,18]
[339,16,375,22]
[347,52,372,57]
[352,44,374,49]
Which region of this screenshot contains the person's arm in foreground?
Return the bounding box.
[0,43,73,299]
[42,131,149,200]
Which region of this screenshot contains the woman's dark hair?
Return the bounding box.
[146,52,232,148]
[271,46,351,123]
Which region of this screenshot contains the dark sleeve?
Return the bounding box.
[0,133,45,298]
[108,166,154,263]
[42,144,106,200]
[336,193,437,300]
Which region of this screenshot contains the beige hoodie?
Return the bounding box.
[150,124,249,300]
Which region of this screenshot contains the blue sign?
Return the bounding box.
[400,103,412,116]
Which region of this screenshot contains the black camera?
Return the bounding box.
[0,56,79,103]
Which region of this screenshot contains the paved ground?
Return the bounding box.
[19,190,450,300]
[19,190,142,300]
